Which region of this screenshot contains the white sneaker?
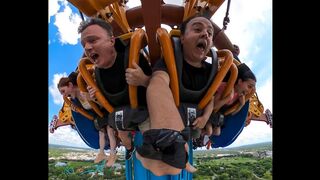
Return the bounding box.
[203,135,210,145]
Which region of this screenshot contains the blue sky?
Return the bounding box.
[48,0,272,148]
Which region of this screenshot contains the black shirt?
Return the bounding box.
[96,39,152,107]
[153,58,212,91]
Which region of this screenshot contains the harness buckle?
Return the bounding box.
[187,107,197,126]
[115,110,125,130]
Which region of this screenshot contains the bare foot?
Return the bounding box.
[185,162,197,173]
[136,151,182,176]
[94,153,108,163]
[105,153,117,167]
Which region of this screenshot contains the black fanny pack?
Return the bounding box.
[108,105,148,131]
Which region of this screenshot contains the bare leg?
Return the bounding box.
[252,114,267,121]
[136,72,185,176]
[212,126,221,136]
[105,126,117,167]
[185,143,197,173]
[205,122,213,136]
[251,109,272,127]
[147,72,184,130]
[107,126,117,151]
[118,130,136,160]
[118,130,132,150]
[94,130,108,163]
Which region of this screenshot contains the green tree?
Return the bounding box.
[262,171,272,180]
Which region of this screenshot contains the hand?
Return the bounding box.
[126,62,148,86]
[224,88,234,102]
[70,104,77,111]
[87,86,96,100]
[80,91,90,100]
[239,94,245,106]
[192,116,207,129]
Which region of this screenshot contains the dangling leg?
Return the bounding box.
[185,143,197,173]
[94,130,108,163]
[205,122,213,136]
[118,130,135,160]
[265,109,272,127]
[212,126,221,136]
[105,126,118,167]
[251,109,272,127]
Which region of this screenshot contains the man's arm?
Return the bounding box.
[125,61,151,87]
[192,97,214,129]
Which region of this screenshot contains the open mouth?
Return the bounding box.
[90,53,99,62]
[196,41,207,52]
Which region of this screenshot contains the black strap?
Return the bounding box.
[223,0,232,30]
[137,128,190,169]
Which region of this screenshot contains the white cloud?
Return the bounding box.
[126,0,141,8]
[211,0,272,61]
[163,0,184,5]
[256,77,272,112]
[52,0,82,45]
[49,73,67,105]
[49,0,81,44]
[49,126,89,148]
[49,0,60,23]
[228,121,272,148]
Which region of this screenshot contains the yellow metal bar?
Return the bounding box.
[63,96,95,120]
[198,49,233,109]
[88,0,117,11]
[128,28,148,108]
[169,29,181,37]
[118,3,131,31]
[78,58,114,113]
[224,89,255,116]
[221,63,237,98]
[156,28,180,106]
[109,5,130,33]
[183,0,197,21]
[68,0,97,17]
[77,72,105,118]
[117,32,133,41]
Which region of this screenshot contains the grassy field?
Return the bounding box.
[193,156,272,180]
[49,142,272,179]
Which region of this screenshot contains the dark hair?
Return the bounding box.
[237,63,256,82]
[57,72,78,88]
[78,18,113,36]
[179,15,215,37]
